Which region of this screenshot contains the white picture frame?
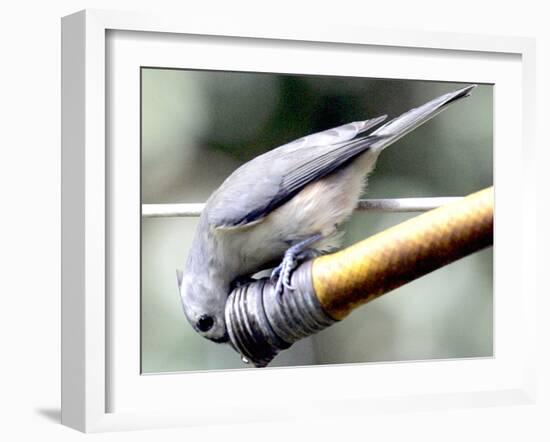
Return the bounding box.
[61,9,537,433]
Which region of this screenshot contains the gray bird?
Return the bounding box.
[177,84,476,343]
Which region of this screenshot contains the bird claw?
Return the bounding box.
[230,274,256,291]
[271,252,297,297]
[269,266,281,283]
[271,233,324,298]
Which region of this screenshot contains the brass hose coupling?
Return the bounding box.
[225,187,494,367]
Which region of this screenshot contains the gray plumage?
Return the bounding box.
[178,85,476,343]
[207,116,387,228]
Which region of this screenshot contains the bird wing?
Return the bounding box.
[206,84,476,230]
[206,116,387,229]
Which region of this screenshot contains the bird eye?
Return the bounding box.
[196,314,214,332]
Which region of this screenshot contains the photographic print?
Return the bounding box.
[140,69,493,373]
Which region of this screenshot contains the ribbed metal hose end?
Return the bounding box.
[225,261,337,367]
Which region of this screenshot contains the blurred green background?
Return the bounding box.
[141,68,493,373]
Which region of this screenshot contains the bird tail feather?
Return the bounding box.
[369,84,476,152]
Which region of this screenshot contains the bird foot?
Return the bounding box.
[270,234,324,297]
[230,274,256,291]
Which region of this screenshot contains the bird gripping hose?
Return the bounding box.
[225,186,494,367]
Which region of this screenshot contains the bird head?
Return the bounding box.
[177,269,229,343]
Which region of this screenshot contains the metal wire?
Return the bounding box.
[141,197,463,218]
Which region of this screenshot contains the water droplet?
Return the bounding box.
[241,355,249,364]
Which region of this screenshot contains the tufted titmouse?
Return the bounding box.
[177,85,476,343]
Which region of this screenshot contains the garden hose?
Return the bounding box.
[225,187,494,367]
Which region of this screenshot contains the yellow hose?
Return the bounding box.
[312,187,494,320]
